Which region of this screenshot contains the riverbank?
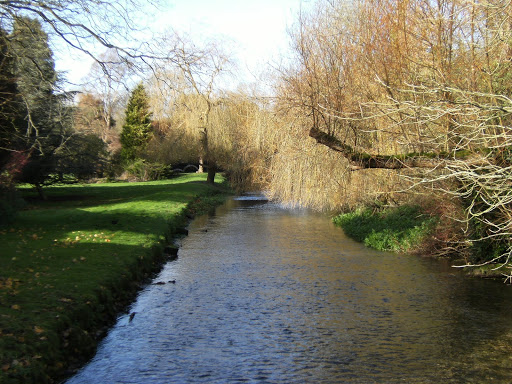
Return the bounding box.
[0,174,230,384]
[333,204,438,254]
[332,203,509,280]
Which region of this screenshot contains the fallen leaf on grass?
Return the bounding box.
[34,326,44,334]
[59,298,73,303]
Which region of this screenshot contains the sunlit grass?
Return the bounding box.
[0,174,229,383]
[333,205,438,253]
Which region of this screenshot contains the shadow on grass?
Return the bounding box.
[18,179,215,208]
[0,238,182,383]
[14,179,220,230]
[0,176,228,384]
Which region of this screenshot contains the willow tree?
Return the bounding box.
[278,0,512,269]
[158,34,233,184]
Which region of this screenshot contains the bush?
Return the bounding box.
[123,159,173,181]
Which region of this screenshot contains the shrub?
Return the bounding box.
[123,159,173,181]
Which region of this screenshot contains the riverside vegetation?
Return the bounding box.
[333,205,438,254]
[0,173,230,384]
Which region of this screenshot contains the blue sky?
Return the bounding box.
[56,0,311,87]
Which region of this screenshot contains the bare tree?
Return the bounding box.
[79,49,130,151]
[276,0,512,271]
[0,0,164,74]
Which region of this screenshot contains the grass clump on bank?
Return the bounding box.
[333,204,438,253]
[0,173,230,384]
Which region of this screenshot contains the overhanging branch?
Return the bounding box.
[309,126,451,170]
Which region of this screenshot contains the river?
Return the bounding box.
[66,196,512,383]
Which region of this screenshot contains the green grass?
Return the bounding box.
[333,205,438,253]
[0,174,230,383]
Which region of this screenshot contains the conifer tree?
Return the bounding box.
[8,17,74,196]
[120,82,152,162]
[0,27,23,169]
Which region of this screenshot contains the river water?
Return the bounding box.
[66,196,512,383]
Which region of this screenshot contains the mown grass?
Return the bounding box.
[333,205,438,253]
[0,174,230,384]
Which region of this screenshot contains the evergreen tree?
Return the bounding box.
[0,27,24,170]
[10,17,65,137]
[0,17,106,198]
[9,17,74,196]
[120,82,152,162]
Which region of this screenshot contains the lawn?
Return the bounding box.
[0,174,229,383]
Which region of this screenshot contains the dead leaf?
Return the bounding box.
[59,298,72,303]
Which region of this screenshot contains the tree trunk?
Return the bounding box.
[207,163,216,184]
[34,183,47,200]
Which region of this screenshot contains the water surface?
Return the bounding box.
[67,197,512,383]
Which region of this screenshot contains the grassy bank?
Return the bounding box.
[333,203,512,281]
[0,174,230,384]
[333,204,438,253]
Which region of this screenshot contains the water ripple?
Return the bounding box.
[67,198,512,383]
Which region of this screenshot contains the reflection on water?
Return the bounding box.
[67,198,512,383]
